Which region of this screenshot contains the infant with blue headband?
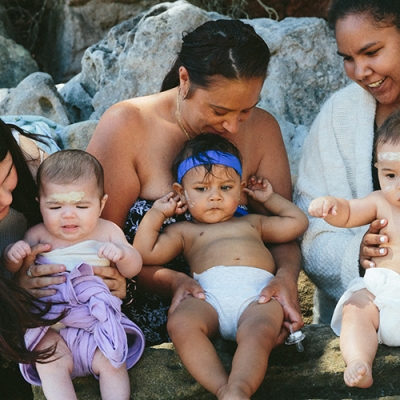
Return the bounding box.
[134,133,308,400]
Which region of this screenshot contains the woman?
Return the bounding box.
[295,0,400,324]
[87,19,303,346]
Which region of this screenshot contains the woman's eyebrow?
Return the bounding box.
[211,98,261,112]
[337,41,379,57]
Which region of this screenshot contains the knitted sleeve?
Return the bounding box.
[294,83,376,301]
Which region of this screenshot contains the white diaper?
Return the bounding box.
[331,268,400,346]
[193,266,274,341]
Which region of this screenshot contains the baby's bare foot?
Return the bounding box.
[344,360,373,388]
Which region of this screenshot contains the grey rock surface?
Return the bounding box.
[0,72,70,125]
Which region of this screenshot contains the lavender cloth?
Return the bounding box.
[21,257,145,385]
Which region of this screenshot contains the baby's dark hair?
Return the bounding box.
[374,111,400,161]
[328,0,400,30]
[172,133,242,182]
[37,149,105,197]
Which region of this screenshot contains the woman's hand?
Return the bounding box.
[92,265,127,299]
[169,273,205,315]
[359,219,388,269]
[258,274,303,345]
[15,243,66,298]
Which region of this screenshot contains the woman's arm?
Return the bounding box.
[244,110,304,337]
[86,103,143,228]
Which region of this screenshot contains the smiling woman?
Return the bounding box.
[295,0,400,325]
[87,19,303,346]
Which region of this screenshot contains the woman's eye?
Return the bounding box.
[77,206,88,209]
[50,206,61,210]
[386,174,396,179]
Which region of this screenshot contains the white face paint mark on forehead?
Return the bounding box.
[378,152,400,161]
[50,191,85,203]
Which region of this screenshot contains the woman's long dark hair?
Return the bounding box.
[328,0,400,30]
[0,120,45,226]
[161,19,271,92]
[0,277,64,363]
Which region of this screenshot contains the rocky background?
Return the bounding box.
[3,1,399,399]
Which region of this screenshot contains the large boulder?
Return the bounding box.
[37,0,162,83]
[32,324,400,399]
[0,5,39,89]
[0,72,70,125]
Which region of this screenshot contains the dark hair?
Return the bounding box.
[375,111,400,158]
[172,133,242,181]
[161,19,270,92]
[0,120,45,226]
[37,149,105,197]
[0,276,65,363]
[328,0,400,30]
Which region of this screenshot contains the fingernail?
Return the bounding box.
[379,248,386,254]
[380,219,385,224]
[258,296,266,303]
[380,236,385,243]
[369,262,375,268]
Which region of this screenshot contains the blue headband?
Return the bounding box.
[177,150,242,184]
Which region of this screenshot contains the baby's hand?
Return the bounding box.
[308,197,338,218]
[98,242,124,263]
[153,192,187,217]
[6,240,31,264]
[244,175,273,204]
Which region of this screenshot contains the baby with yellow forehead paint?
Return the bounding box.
[309,111,400,389]
[3,149,144,400]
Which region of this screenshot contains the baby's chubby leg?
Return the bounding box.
[167,297,227,394]
[35,329,76,400]
[217,298,284,400]
[340,288,379,388]
[92,349,130,400]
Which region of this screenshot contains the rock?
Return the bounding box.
[32,324,400,399]
[0,33,39,89]
[0,72,70,126]
[37,0,162,83]
[58,119,98,150]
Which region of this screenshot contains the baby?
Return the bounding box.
[308,111,400,389]
[4,149,145,400]
[134,133,308,400]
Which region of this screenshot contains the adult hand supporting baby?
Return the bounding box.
[359,219,388,269]
[15,243,66,298]
[258,241,304,345]
[92,265,127,299]
[169,272,205,315]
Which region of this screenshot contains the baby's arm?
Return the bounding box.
[308,195,377,228]
[245,178,309,242]
[3,240,32,273]
[98,225,142,279]
[2,224,44,273]
[133,192,186,265]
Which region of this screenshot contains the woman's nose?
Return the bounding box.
[354,60,372,82]
[222,115,240,134]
